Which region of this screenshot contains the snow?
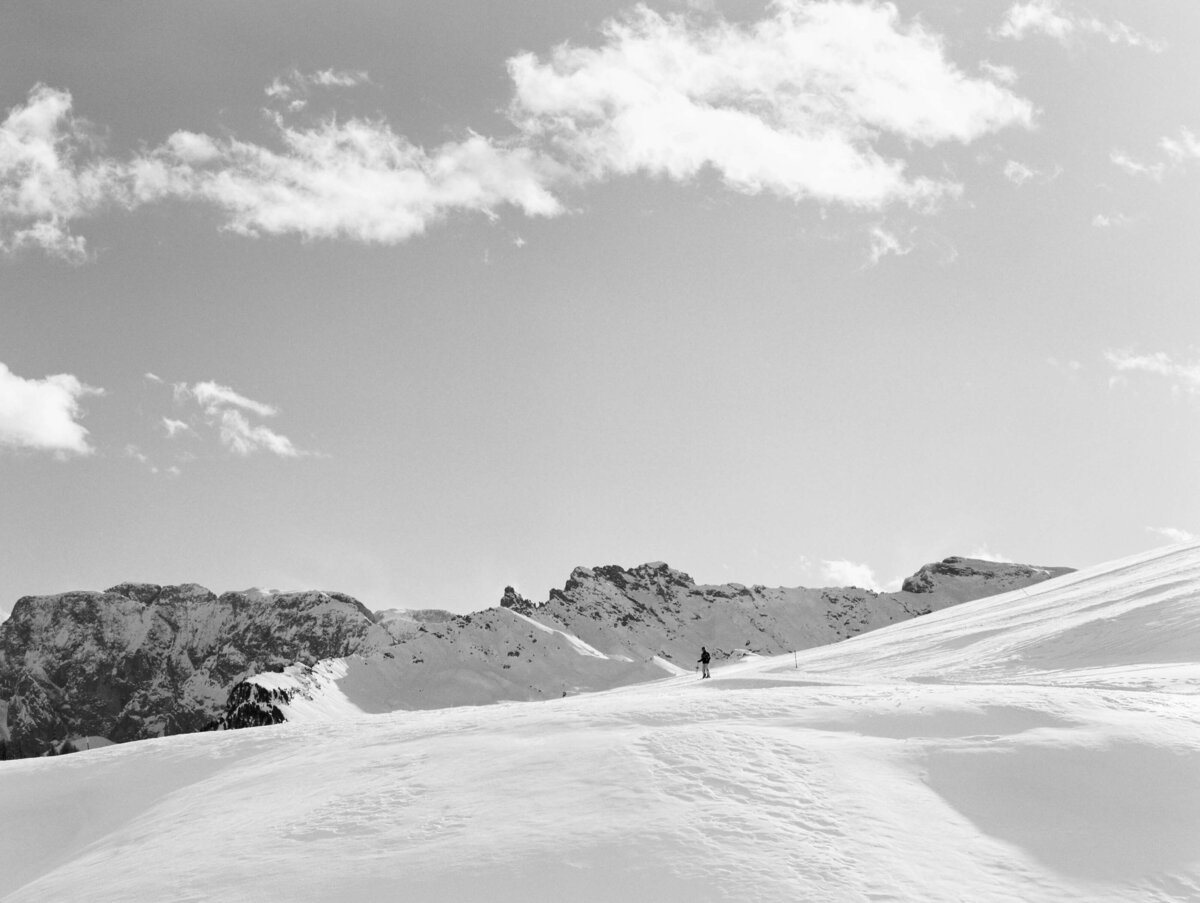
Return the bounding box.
[1,542,1199,901]
[507,608,614,660]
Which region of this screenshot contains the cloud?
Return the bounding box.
[211,407,300,457]
[266,69,374,112]
[191,381,278,418]
[162,417,192,438]
[1004,160,1035,186]
[979,61,1019,86]
[0,84,127,262]
[1002,159,1059,187]
[1109,150,1164,181]
[1159,129,1200,165]
[0,361,102,455]
[3,4,1037,259]
[508,2,1033,210]
[1147,526,1198,545]
[1110,128,1200,184]
[132,118,564,244]
[1091,212,1131,228]
[866,224,913,265]
[966,545,1011,563]
[821,559,883,592]
[1,84,564,256]
[176,381,306,457]
[1104,349,1200,397]
[996,1,1164,51]
[1047,356,1083,376]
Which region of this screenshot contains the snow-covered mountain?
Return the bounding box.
[0,557,1068,757]
[0,543,1193,902]
[211,557,1070,729]
[0,584,392,758]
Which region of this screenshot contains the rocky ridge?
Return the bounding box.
[211,556,1073,731]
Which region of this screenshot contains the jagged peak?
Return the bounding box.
[562,562,695,595]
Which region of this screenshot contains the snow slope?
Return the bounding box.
[0,543,1197,902]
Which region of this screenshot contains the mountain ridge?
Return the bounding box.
[208,555,1073,732]
[1,556,1073,757]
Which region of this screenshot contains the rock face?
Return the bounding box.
[0,584,392,759]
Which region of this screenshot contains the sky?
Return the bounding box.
[1,0,1198,617]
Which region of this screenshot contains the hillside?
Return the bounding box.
[0,543,1193,902]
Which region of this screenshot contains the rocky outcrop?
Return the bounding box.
[204,680,291,731]
[498,586,535,615]
[0,584,392,758]
[901,557,1073,598]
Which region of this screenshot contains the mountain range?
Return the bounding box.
[0,556,1070,758]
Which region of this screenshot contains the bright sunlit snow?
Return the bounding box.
[1,542,1198,902]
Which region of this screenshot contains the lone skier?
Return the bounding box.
[698,646,711,679]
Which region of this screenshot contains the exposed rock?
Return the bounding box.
[203,681,291,731]
[901,557,1073,597]
[0,585,392,759]
[498,586,535,615]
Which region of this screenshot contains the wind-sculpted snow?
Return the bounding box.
[0,543,1196,901]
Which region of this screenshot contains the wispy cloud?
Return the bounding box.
[1104,349,1200,397]
[1090,212,1132,229]
[0,360,102,455]
[1110,127,1200,184]
[1047,356,1083,377]
[1109,150,1164,181]
[266,68,373,111]
[1147,526,1198,545]
[1159,128,1200,165]
[996,1,1164,51]
[866,224,913,266]
[1003,159,1059,187]
[176,380,309,457]
[161,417,192,438]
[510,2,1033,211]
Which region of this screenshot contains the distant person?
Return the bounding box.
[698,647,711,679]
